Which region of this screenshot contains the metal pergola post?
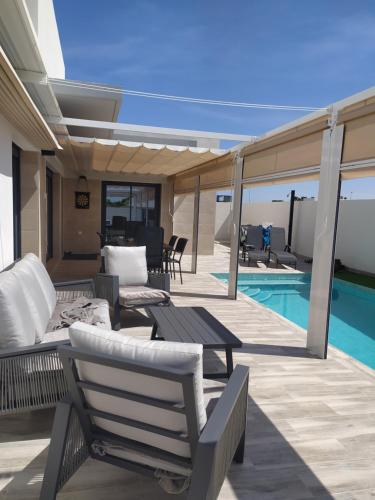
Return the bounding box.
[307,116,344,358]
[228,154,244,299]
[191,175,200,274]
[287,189,295,248]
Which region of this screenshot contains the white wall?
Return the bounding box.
[0,114,14,269]
[26,0,65,78]
[215,199,375,275]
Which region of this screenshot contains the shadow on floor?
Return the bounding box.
[1,396,333,499]
[227,395,334,500]
[238,342,315,359]
[171,291,229,300]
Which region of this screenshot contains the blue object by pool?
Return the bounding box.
[213,273,375,370]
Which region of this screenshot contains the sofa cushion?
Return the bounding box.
[12,259,51,343]
[0,270,36,349]
[48,297,111,332]
[23,254,56,316]
[104,246,148,286]
[88,380,226,481]
[119,285,170,308]
[69,322,206,458]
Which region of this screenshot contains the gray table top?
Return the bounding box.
[148,306,242,349]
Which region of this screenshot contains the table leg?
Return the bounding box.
[151,323,158,340]
[225,348,234,377]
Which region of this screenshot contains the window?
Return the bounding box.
[101,182,161,236]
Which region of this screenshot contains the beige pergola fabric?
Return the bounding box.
[174,152,235,193]
[341,112,375,164]
[62,137,226,177]
[243,131,322,180]
[0,47,60,150]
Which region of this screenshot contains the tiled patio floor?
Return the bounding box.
[1,244,375,499]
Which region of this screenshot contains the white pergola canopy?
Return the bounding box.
[58,136,227,176]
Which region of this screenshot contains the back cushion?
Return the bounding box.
[23,254,56,316]
[104,246,148,286]
[13,259,51,343]
[69,322,206,458]
[0,270,36,349]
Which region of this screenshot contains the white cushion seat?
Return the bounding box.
[88,378,226,478]
[104,246,148,286]
[119,285,170,308]
[13,257,53,343]
[69,322,207,460]
[0,270,36,349]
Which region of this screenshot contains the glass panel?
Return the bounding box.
[103,183,160,243]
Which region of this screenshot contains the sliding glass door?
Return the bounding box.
[101,182,161,240]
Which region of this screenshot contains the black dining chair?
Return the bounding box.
[163,234,178,273]
[169,237,188,284]
[135,225,164,271]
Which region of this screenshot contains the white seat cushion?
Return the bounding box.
[104,246,148,286]
[23,254,56,316]
[12,259,51,343]
[119,285,170,308]
[0,270,36,349]
[69,322,206,458]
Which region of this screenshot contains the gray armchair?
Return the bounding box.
[99,245,171,331]
[40,342,249,500]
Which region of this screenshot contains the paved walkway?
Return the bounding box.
[1,244,374,499]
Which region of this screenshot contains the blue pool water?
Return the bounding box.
[213,273,375,370]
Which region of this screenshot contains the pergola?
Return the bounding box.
[173,86,375,359]
[52,86,375,360]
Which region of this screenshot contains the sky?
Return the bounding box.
[54,0,375,201]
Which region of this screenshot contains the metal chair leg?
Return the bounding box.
[179,262,183,284]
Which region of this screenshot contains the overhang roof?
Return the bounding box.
[0,46,60,150]
[58,136,227,176]
[49,79,123,139]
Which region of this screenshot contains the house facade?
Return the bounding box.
[0,0,250,271]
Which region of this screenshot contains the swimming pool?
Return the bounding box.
[213,273,375,370]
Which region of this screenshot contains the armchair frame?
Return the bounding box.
[40,344,249,500]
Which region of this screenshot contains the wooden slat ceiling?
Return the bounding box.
[59,137,227,176]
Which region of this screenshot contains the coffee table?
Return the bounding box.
[147,306,242,378]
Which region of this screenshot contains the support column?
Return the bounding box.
[307,121,344,358]
[228,154,244,299]
[191,176,200,274]
[20,151,46,262]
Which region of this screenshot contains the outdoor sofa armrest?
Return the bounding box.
[0,339,70,360]
[94,273,120,330]
[54,279,96,300]
[147,271,170,293]
[188,365,249,500]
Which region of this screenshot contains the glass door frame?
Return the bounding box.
[12,143,21,260]
[101,181,161,235]
[46,167,54,260]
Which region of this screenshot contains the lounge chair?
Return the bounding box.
[0,254,113,415]
[243,225,270,266]
[40,322,249,500]
[270,227,298,268]
[99,245,170,330]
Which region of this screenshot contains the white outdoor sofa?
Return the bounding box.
[0,253,113,415]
